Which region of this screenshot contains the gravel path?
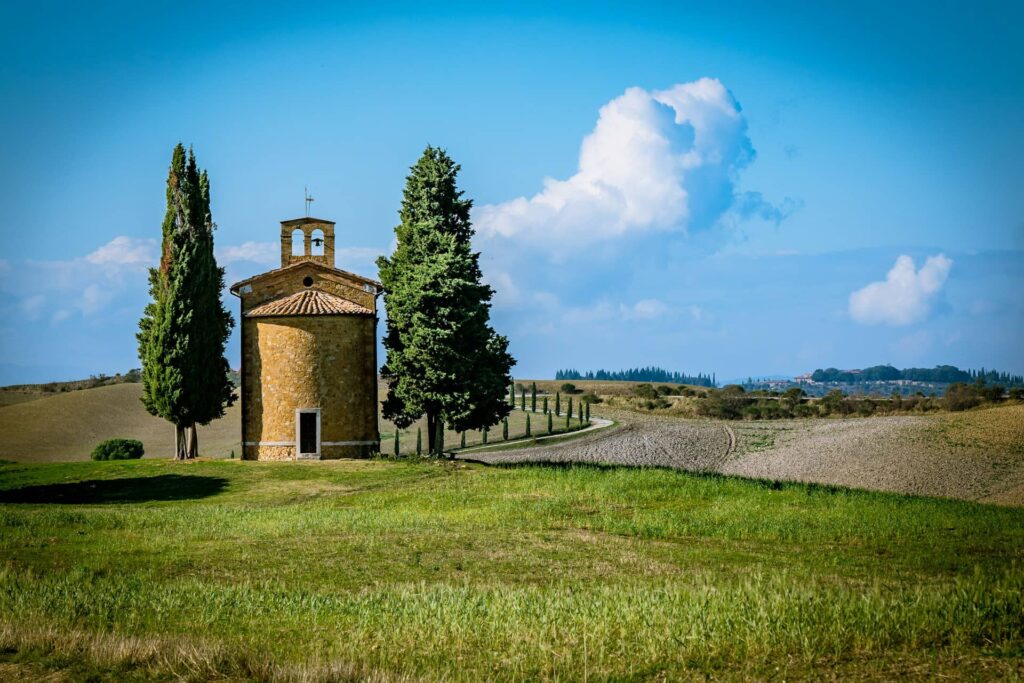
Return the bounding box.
[461,407,1024,505]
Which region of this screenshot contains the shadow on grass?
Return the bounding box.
[0,474,229,504]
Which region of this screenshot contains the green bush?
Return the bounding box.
[560,383,580,394]
[945,383,983,411]
[641,398,670,410]
[579,391,602,404]
[633,383,658,399]
[90,438,144,461]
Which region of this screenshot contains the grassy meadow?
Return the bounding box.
[0,458,1021,680]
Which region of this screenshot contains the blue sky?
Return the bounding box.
[1,1,1021,384]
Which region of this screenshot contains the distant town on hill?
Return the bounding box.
[746,364,1024,397]
[553,364,1023,398]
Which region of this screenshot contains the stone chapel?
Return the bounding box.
[229,217,382,460]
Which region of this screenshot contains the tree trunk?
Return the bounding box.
[435,418,444,457]
[174,424,187,460]
[187,423,198,459]
[426,412,436,455]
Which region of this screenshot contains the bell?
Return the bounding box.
[312,237,324,247]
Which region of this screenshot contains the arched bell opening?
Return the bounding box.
[310,229,325,256]
[291,229,306,256]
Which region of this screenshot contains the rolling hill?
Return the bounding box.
[0,383,241,461]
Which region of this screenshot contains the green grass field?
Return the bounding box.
[0,458,1021,680]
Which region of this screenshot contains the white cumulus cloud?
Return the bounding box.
[475,78,780,248]
[849,254,952,326]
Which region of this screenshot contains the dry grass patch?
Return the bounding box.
[926,403,1024,455]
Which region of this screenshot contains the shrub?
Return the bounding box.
[642,398,670,410]
[856,400,876,417]
[91,438,144,461]
[656,385,674,396]
[633,384,658,399]
[945,383,983,411]
[1010,388,1024,401]
[580,391,602,404]
[794,403,817,418]
[819,389,846,416]
[696,391,744,419]
[560,383,580,394]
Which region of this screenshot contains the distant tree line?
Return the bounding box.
[810,365,1023,386]
[556,367,716,387]
[692,383,1022,421]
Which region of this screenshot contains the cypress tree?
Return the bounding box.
[394,430,400,457]
[567,396,573,421]
[483,426,488,444]
[585,401,590,423]
[531,382,537,411]
[138,144,235,460]
[510,382,515,404]
[520,388,526,411]
[555,392,561,416]
[565,412,570,430]
[416,427,422,456]
[377,147,515,454]
[525,413,531,437]
[502,417,509,441]
[547,411,553,433]
[543,396,549,414]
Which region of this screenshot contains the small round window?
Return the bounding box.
[302,276,314,287]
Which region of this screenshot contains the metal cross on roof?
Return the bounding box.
[304,187,315,216]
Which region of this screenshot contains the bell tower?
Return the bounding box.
[280,217,335,268]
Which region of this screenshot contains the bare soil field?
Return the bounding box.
[468,404,1024,505]
[724,407,1024,505]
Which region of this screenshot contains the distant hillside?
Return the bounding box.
[810,365,1023,387]
[556,367,716,387]
[0,383,240,462]
[0,369,242,404]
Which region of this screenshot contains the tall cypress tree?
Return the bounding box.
[138,144,235,459]
[377,146,514,453]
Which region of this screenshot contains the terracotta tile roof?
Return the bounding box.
[246,289,373,317]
